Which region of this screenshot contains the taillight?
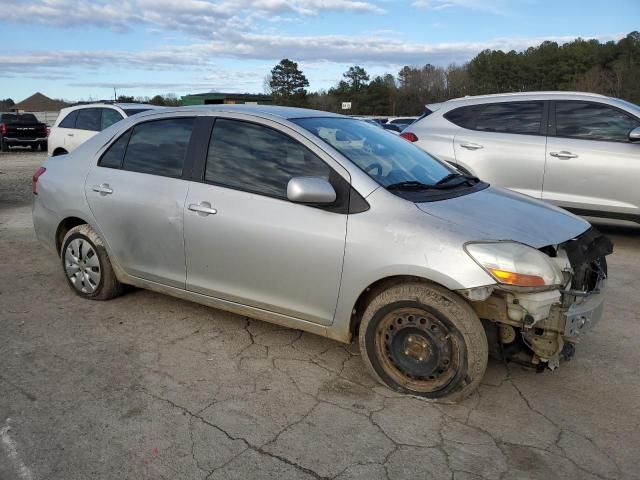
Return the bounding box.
[400,132,418,142]
[32,167,46,195]
[0,123,6,135]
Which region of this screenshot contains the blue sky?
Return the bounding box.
[1,0,638,103]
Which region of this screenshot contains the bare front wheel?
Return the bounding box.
[61,225,123,300]
[359,281,488,402]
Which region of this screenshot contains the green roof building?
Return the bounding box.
[181,92,272,106]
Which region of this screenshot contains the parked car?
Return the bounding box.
[0,112,48,151]
[386,116,418,130]
[32,105,612,401]
[402,91,640,224]
[48,103,163,156]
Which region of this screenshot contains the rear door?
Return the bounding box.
[183,116,348,325]
[543,101,640,219]
[451,101,547,198]
[85,116,195,287]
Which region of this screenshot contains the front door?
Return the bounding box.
[85,117,195,287]
[543,101,640,219]
[184,117,348,325]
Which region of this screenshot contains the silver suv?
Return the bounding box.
[32,106,612,401]
[403,92,640,224]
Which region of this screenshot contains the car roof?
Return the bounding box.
[61,103,164,112]
[445,91,610,105]
[137,104,346,121]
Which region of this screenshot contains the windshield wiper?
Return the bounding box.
[386,181,435,191]
[435,173,480,188]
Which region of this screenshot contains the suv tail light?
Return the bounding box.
[0,123,6,135]
[400,132,418,142]
[32,167,46,195]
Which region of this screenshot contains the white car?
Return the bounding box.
[48,103,163,156]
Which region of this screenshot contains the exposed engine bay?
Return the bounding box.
[462,228,614,370]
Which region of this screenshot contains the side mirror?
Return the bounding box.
[287,177,336,204]
[629,127,640,142]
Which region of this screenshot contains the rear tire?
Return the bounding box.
[0,139,8,152]
[61,225,123,300]
[358,281,488,402]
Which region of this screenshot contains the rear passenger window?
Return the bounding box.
[76,108,101,131]
[99,131,131,169]
[101,109,124,130]
[122,118,194,177]
[474,102,543,135]
[555,102,640,142]
[443,105,484,129]
[59,110,78,128]
[205,119,330,199]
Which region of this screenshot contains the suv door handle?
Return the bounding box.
[67,133,74,137]
[550,151,578,159]
[92,183,113,195]
[460,142,483,150]
[188,202,217,216]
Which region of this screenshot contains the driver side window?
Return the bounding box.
[205,119,331,199]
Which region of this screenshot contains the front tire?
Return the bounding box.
[61,225,123,300]
[358,281,488,402]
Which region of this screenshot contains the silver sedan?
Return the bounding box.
[32,105,612,401]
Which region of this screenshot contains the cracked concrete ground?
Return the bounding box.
[1,151,639,480]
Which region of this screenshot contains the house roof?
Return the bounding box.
[11,92,68,112]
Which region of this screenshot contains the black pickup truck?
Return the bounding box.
[0,113,48,151]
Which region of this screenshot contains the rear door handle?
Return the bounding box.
[92,183,113,195]
[550,151,578,159]
[188,202,217,216]
[67,133,74,137]
[460,142,483,150]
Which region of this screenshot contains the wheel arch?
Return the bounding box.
[55,216,90,255]
[52,147,68,156]
[348,275,454,339]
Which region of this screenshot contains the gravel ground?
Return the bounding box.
[1,151,639,480]
[0,150,45,207]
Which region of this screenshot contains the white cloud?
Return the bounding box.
[0,0,383,38]
[0,32,624,80]
[412,0,511,15]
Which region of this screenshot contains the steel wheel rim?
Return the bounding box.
[375,307,462,393]
[65,238,101,294]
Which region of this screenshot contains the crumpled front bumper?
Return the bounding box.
[563,278,607,338]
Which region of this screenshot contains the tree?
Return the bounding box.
[343,66,370,92]
[269,59,309,105]
[116,95,135,103]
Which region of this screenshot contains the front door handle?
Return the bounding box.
[550,151,578,159]
[460,142,483,150]
[188,202,217,216]
[92,183,113,195]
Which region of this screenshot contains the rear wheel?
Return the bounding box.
[0,139,8,152]
[358,281,488,402]
[61,225,123,300]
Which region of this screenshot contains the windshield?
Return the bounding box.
[293,117,453,188]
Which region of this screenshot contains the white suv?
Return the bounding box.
[402,92,640,224]
[48,103,163,156]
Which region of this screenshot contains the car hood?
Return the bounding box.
[416,187,590,248]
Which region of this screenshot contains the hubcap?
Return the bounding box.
[376,307,461,393]
[65,238,101,293]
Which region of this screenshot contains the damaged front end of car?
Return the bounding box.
[459,228,614,370]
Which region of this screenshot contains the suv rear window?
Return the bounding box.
[76,108,101,131]
[59,110,78,128]
[475,102,543,135]
[444,102,543,135]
